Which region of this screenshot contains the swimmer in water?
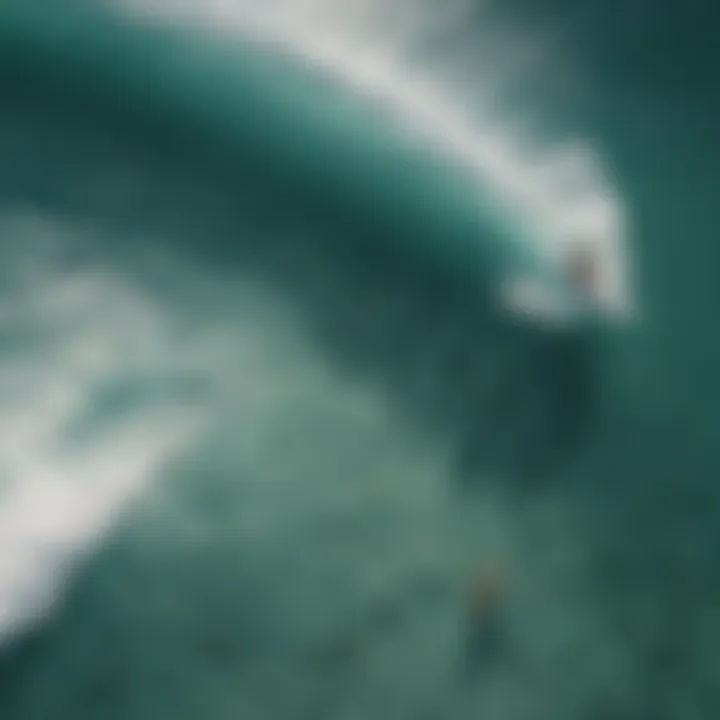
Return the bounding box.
[461,566,507,680]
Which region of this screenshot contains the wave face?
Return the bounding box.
[0,1,718,719]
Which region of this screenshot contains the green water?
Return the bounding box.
[0,2,718,719]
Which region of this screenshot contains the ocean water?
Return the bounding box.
[0,1,718,718]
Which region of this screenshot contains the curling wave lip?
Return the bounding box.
[115,0,636,324]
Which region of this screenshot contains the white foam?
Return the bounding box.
[114,0,635,320]
[0,213,205,642]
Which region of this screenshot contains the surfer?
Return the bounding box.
[564,239,602,306]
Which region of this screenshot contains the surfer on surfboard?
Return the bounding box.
[564,238,602,303]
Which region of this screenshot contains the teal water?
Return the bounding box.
[0,1,718,719]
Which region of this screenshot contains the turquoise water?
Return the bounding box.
[0,1,718,718]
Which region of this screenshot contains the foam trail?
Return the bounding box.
[116,0,635,319]
[0,212,205,642]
